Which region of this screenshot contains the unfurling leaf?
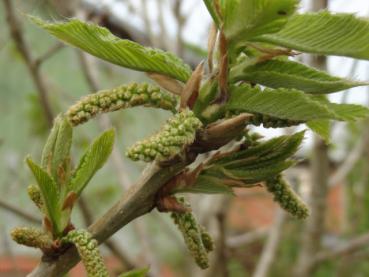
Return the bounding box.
[171,198,212,269]
[63,229,109,277]
[11,227,53,250]
[66,83,178,126]
[69,129,115,196]
[254,11,369,60]
[40,115,73,183]
[230,59,368,94]
[31,17,192,82]
[306,119,331,143]
[127,109,202,162]
[26,158,61,235]
[265,176,309,219]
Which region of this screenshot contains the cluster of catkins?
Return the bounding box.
[171,198,214,269]
[67,83,178,126]
[126,109,203,162]
[63,230,109,277]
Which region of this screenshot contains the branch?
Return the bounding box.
[28,161,188,276]
[252,209,286,277]
[3,0,54,126]
[227,228,269,248]
[312,232,369,265]
[0,200,41,225]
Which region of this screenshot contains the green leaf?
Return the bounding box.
[119,267,149,277]
[230,59,368,94]
[221,0,298,45]
[226,84,335,121]
[306,119,331,142]
[254,11,369,60]
[26,158,61,234]
[215,160,295,183]
[69,129,115,196]
[326,103,369,121]
[31,17,192,82]
[203,0,222,27]
[175,175,235,195]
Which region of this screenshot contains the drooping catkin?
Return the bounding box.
[11,227,52,250]
[63,229,109,277]
[126,109,203,162]
[171,198,212,269]
[265,176,309,219]
[66,83,178,126]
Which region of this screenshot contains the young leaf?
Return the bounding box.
[175,175,235,195]
[31,17,192,82]
[326,103,369,122]
[119,267,150,277]
[26,158,61,234]
[221,0,299,45]
[306,119,331,143]
[69,129,115,196]
[40,115,73,183]
[254,11,369,60]
[226,84,335,121]
[230,59,368,94]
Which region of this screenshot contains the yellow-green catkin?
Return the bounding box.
[66,83,178,126]
[11,227,52,250]
[200,227,214,252]
[127,109,203,162]
[27,184,44,211]
[64,229,109,277]
[171,198,212,269]
[265,176,309,219]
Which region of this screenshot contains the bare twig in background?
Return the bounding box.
[252,209,286,277]
[313,232,369,265]
[329,127,369,187]
[0,200,41,224]
[3,0,54,126]
[173,0,185,57]
[227,228,269,248]
[34,42,65,68]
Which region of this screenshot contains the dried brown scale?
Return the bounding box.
[66,83,178,126]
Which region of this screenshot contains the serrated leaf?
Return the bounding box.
[254,11,369,60]
[31,17,192,82]
[69,129,115,196]
[26,158,61,234]
[307,119,331,143]
[119,267,149,277]
[231,59,368,94]
[217,131,304,169]
[215,160,295,183]
[226,84,335,121]
[176,175,235,195]
[326,103,369,121]
[221,0,298,45]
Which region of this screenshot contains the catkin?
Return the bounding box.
[66,83,178,126]
[171,198,212,269]
[265,176,309,219]
[11,227,52,250]
[27,184,44,211]
[127,109,203,162]
[63,229,109,277]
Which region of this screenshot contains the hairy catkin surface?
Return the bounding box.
[27,184,44,211]
[170,198,213,269]
[63,230,109,277]
[126,109,203,162]
[66,83,178,126]
[265,176,309,219]
[11,227,52,250]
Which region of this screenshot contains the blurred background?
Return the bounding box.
[0,0,369,276]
